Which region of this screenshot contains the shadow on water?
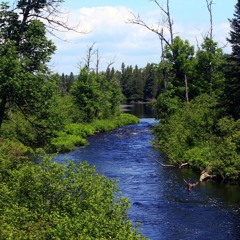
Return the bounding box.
[54,104,240,240]
[120,102,155,118]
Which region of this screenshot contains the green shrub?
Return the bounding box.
[51,132,87,152]
[0,157,147,240]
[50,114,139,153]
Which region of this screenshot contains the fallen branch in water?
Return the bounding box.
[184,179,199,191]
[199,170,216,182]
[183,170,217,191]
[157,161,189,168]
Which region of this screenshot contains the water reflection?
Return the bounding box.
[120,103,155,118]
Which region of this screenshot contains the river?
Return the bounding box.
[54,104,240,240]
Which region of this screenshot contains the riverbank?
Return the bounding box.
[53,118,240,239]
[49,113,139,153]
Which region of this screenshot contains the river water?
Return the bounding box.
[54,104,240,240]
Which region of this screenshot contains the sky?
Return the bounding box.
[8,0,237,74]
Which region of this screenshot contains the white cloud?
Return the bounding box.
[49,5,232,74]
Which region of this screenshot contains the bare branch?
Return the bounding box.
[106,58,115,70]
[16,0,87,40]
[83,42,96,72]
[150,0,174,44]
[206,0,214,40]
[126,12,171,47]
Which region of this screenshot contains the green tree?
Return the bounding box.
[164,36,195,103]
[223,0,240,118]
[120,65,134,100]
[195,38,225,96]
[71,69,101,122]
[132,65,144,101]
[0,1,58,133]
[143,63,158,100]
[227,0,240,58]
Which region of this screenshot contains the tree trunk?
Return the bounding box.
[0,95,7,128]
[184,74,189,105]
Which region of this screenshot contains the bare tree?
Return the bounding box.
[95,49,101,76]
[206,0,214,40]
[106,59,115,70]
[127,0,174,92]
[83,42,96,72]
[127,0,174,47]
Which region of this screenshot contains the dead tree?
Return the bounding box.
[206,0,214,40]
[127,0,174,92]
[83,42,96,72]
[127,0,174,47]
[95,49,101,77]
[150,0,174,45]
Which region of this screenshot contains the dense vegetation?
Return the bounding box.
[1,0,240,238]
[152,1,240,183]
[0,142,146,239]
[0,1,144,239]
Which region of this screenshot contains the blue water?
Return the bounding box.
[54,118,240,240]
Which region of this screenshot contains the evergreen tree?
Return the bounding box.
[224,0,240,118]
[132,65,144,101]
[227,0,240,57]
[143,63,158,100]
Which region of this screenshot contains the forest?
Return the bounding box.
[0,0,240,239]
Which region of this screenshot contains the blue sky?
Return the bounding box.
[8,0,237,74]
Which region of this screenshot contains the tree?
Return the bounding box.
[143,63,158,100]
[120,65,134,100]
[164,36,195,103]
[132,65,144,101]
[206,0,214,40]
[0,1,70,131]
[195,38,225,96]
[71,69,101,122]
[127,0,174,47]
[227,0,240,58]
[223,0,240,118]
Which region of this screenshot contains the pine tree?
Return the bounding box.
[224,0,240,118]
[227,0,240,58]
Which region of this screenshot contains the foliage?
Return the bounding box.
[0,1,63,146]
[227,0,240,57]
[223,0,240,118]
[71,68,123,122]
[50,114,139,153]
[154,88,182,121]
[154,91,240,182]
[194,38,225,96]
[0,142,147,239]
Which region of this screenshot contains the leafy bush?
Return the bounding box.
[51,132,87,153]
[154,93,240,182]
[50,114,139,153]
[0,152,147,239]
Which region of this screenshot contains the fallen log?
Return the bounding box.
[199,170,216,182]
[157,161,189,168]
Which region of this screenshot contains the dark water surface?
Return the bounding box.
[54,106,240,240]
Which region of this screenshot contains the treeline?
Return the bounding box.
[101,63,162,102]
[152,2,240,183]
[0,1,145,239]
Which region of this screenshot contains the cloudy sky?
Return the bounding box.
[10,0,237,74]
